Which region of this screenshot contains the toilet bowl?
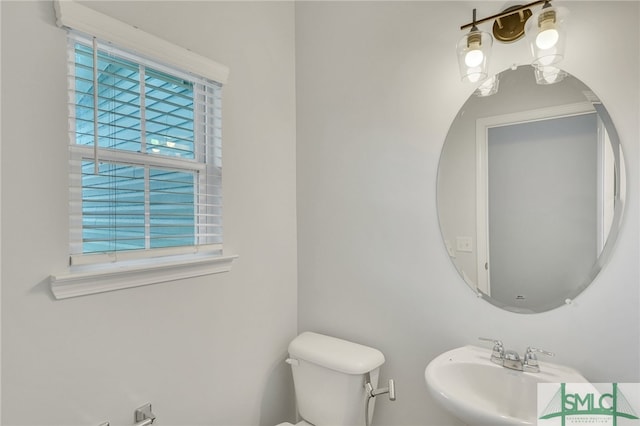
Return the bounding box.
[277,331,387,426]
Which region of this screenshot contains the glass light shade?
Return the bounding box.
[525,5,568,66]
[457,29,492,83]
[534,65,567,85]
[474,74,500,97]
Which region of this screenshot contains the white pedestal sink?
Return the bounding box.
[425,345,588,425]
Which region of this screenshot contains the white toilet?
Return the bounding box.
[276,331,388,426]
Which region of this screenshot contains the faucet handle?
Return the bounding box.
[478,337,504,364]
[523,347,554,372]
[478,337,503,346]
[526,347,554,357]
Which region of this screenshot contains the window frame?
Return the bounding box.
[49,1,236,299]
[68,33,222,264]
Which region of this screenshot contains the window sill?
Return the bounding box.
[49,253,238,300]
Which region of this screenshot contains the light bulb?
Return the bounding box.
[465,48,484,67]
[536,28,559,49]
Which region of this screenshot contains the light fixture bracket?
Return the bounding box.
[460,0,552,43]
[492,6,533,43]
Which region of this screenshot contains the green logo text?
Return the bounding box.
[540,383,639,426]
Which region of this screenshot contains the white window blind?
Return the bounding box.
[67,32,223,265]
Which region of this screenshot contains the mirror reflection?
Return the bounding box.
[437,65,625,313]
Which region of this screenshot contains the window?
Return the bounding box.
[50,1,234,299]
[68,33,223,265]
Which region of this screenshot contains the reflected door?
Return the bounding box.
[484,113,598,310]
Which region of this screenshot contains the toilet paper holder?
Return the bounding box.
[97,402,156,426]
[134,403,156,426]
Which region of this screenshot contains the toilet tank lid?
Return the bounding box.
[288,332,385,375]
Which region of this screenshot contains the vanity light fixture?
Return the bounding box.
[456,9,492,83]
[457,0,568,84]
[525,1,568,66]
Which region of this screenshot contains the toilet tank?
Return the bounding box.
[287,332,385,426]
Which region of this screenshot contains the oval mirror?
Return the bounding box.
[437,65,626,313]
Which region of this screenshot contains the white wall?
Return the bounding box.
[1,1,297,425]
[296,2,639,425]
[2,2,639,426]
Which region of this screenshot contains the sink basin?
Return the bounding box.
[425,345,588,425]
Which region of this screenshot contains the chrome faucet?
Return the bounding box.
[479,338,554,372]
[503,349,523,370]
[479,337,504,364]
[522,346,555,372]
